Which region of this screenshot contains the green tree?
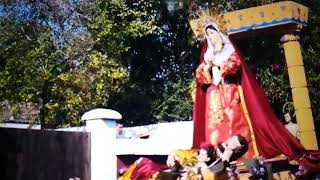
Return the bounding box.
[106,1,200,125]
[49,51,128,127]
[298,0,320,121]
[0,0,160,127]
[0,20,63,126]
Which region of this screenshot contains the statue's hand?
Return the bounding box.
[196,63,212,84]
[166,154,177,167]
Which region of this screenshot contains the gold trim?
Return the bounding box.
[237,85,260,157]
[208,89,223,127]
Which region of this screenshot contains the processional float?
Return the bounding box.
[190,1,317,150]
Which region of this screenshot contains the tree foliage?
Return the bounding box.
[107,1,200,125]
[0,20,63,126]
[0,0,158,127]
[297,0,320,121]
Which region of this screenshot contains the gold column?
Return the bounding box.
[280,34,318,150]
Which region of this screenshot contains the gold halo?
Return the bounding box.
[282,101,296,117]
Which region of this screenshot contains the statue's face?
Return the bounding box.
[206,28,223,50]
[284,113,291,123]
[198,149,210,163]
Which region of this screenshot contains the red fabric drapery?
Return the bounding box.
[130,158,168,180]
[192,41,208,149]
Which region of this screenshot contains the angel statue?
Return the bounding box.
[282,102,299,139]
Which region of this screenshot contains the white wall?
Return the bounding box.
[115,121,193,155]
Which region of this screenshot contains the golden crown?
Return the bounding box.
[189,8,229,41]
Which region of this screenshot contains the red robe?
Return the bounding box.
[193,41,320,171]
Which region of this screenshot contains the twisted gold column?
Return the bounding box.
[281,34,318,150]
